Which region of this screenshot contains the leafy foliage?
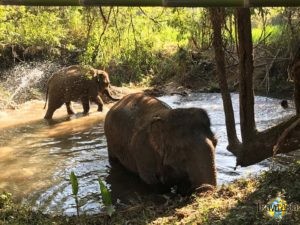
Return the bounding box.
[98,178,112,206]
[0,6,212,83]
[70,171,80,217]
[98,177,115,217]
[70,171,79,196]
[0,6,299,86]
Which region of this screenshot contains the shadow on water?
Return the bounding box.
[0,93,299,216]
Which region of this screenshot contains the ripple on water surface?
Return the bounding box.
[0,93,298,215]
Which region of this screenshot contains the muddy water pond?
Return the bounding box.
[0,93,298,215]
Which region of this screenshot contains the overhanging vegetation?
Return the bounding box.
[0,0,300,7]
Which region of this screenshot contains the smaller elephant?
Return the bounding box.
[44,65,119,119]
[104,93,217,193]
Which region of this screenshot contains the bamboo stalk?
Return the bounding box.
[0,0,300,7]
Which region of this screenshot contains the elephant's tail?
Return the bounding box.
[43,87,48,109]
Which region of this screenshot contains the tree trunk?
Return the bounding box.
[236,8,256,144]
[237,116,300,166]
[232,8,300,166]
[209,8,240,153]
[209,7,300,167]
[295,86,300,115]
[291,47,300,114]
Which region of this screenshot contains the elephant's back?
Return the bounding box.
[48,66,82,85]
[104,93,170,172]
[105,93,152,138]
[47,65,88,101]
[106,92,170,128]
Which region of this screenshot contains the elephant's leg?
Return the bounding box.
[65,102,75,115]
[44,100,64,119]
[91,96,104,112]
[81,96,90,114]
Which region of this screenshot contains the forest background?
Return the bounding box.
[0,6,299,98]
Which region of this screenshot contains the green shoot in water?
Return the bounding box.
[98,178,115,217]
[70,171,80,217]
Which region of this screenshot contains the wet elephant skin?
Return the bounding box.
[104,93,217,194]
[44,65,119,119]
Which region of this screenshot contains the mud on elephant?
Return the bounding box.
[104,93,217,193]
[44,65,119,119]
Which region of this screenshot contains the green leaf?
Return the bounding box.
[106,205,116,217]
[98,178,112,207]
[70,171,79,196]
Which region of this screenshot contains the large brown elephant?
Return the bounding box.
[104,93,217,193]
[44,65,119,119]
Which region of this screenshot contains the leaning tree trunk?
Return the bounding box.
[233,8,300,166]
[295,81,300,115]
[209,8,240,153]
[237,116,300,166]
[292,56,300,115]
[210,7,300,167]
[236,8,256,144]
[288,45,300,115]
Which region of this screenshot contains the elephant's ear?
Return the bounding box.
[149,116,165,158]
[96,70,110,85]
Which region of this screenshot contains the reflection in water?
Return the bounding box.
[0,93,299,215]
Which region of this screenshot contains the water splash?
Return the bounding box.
[1,61,60,108]
[5,68,44,107]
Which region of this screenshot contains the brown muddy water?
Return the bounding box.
[0,93,299,215]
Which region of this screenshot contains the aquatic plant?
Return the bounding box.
[69,171,80,217]
[98,177,115,217]
[69,172,114,217]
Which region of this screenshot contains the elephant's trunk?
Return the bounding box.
[104,89,120,101]
[187,138,217,190]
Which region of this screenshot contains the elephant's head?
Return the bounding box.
[92,69,120,101]
[150,108,217,193]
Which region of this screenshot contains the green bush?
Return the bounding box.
[0,6,299,85]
